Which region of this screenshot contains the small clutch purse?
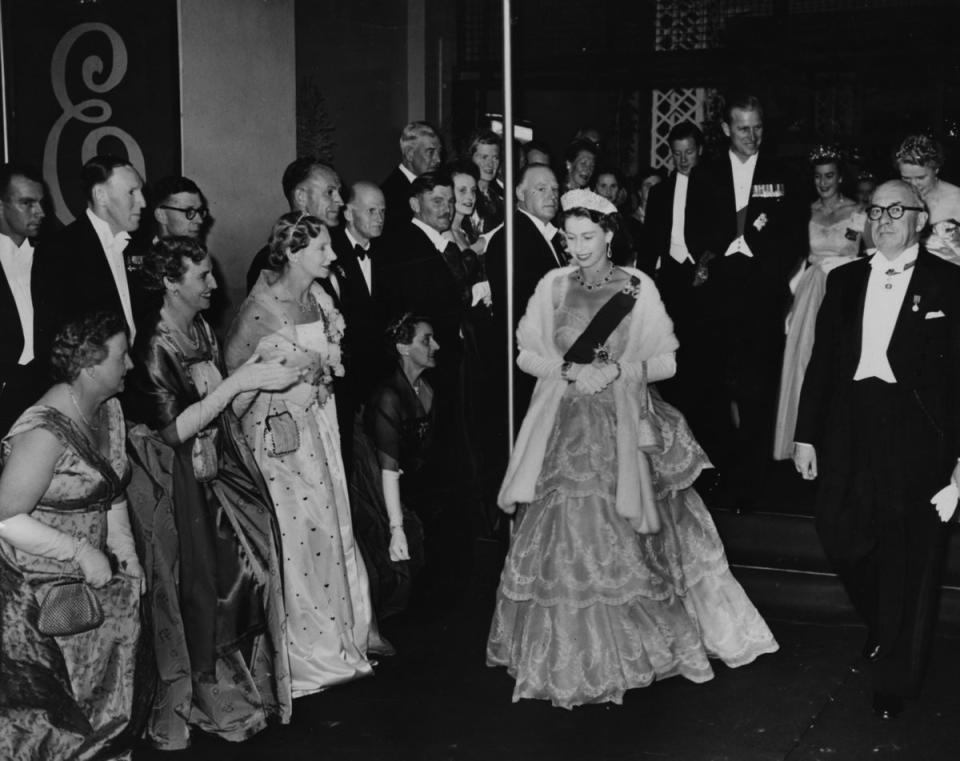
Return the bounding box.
[37,579,104,637]
[191,427,220,483]
[264,408,300,457]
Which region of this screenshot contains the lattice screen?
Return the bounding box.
[654,0,710,51]
[650,88,707,169]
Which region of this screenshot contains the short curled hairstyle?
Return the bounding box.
[49,311,128,383]
[559,206,620,234]
[266,211,326,270]
[138,236,208,292]
[564,138,598,166]
[465,129,501,161]
[386,312,432,356]
[895,134,944,169]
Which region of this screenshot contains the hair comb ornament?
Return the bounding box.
[560,189,617,215]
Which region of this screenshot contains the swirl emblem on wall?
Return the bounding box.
[42,22,146,224]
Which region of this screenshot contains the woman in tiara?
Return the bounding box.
[773,146,864,459]
[486,188,778,709]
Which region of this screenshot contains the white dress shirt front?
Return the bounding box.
[87,209,135,341]
[669,173,693,264]
[519,209,563,266]
[853,245,919,384]
[0,233,35,364]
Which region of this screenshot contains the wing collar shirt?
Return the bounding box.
[669,173,693,264]
[87,208,135,341]
[853,244,919,383]
[0,233,35,364]
[398,163,417,183]
[345,227,373,292]
[518,209,563,266]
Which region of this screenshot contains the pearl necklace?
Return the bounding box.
[577,263,615,291]
[68,386,99,431]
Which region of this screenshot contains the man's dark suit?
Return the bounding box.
[485,210,565,434]
[0,245,42,434]
[380,166,413,245]
[796,249,960,697]
[684,152,805,504]
[328,226,389,405]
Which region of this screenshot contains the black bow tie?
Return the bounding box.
[354,244,368,261]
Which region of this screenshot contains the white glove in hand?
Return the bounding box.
[930,483,959,523]
[575,365,606,394]
[107,500,145,593]
[471,280,492,307]
[0,514,112,587]
[176,356,300,442]
[389,527,409,562]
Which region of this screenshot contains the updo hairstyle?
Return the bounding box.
[895,134,945,169]
[49,311,128,383]
[266,212,326,270]
[139,236,207,291]
[559,206,620,234]
[386,312,431,357]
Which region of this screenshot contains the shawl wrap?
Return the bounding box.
[497,266,678,534]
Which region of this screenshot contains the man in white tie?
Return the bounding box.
[794,180,960,720]
[0,164,46,433]
[685,94,805,510]
[35,155,146,349]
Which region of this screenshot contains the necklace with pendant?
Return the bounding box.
[577,263,615,291]
[68,385,99,431]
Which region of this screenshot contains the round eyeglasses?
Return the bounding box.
[158,205,208,221]
[866,203,924,221]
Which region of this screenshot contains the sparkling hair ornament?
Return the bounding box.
[808,144,843,166]
[894,134,944,168]
[560,188,617,215]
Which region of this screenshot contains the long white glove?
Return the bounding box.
[516,350,564,379]
[931,483,959,523]
[175,357,299,442]
[618,354,677,384]
[107,499,144,592]
[381,469,409,561]
[0,513,112,587]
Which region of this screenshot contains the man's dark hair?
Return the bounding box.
[723,93,763,123]
[516,162,556,189]
[667,121,704,148]
[408,170,453,200]
[81,155,133,200]
[522,139,553,166]
[281,157,335,207]
[151,175,201,206]
[0,162,43,199]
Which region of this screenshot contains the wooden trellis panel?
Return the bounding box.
[650,88,707,169]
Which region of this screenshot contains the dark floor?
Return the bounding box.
[133,541,960,761]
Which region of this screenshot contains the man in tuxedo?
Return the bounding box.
[329,181,388,408]
[380,121,441,244]
[34,155,146,346]
[794,180,960,719]
[485,164,564,432]
[0,164,46,434]
[645,122,710,441]
[685,94,805,509]
[246,157,343,290]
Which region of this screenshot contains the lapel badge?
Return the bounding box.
[912,294,920,312]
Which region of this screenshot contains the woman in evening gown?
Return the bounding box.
[124,238,299,748]
[225,212,380,698]
[487,189,778,709]
[773,147,864,459]
[348,315,434,623]
[0,312,149,759]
